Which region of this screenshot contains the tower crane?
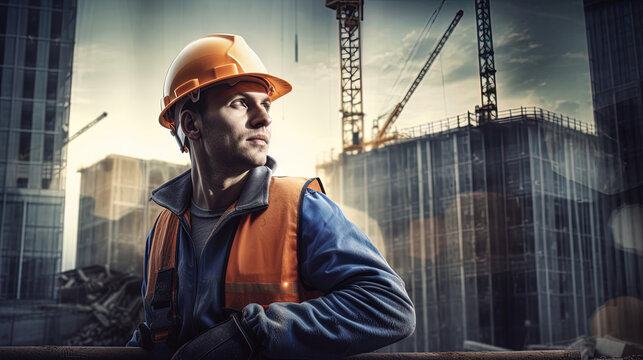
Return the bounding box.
[325,0,365,153]
[63,112,108,146]
[475,0,498,122]
[47,111,108,186]
[326,0,463,152]
[369,10,463,149]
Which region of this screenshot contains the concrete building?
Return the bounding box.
[317,107,605,351]
[0,0,77,300]
[76,154,188,274]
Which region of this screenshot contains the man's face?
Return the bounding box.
[196,81,272,172]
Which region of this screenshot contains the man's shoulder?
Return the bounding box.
[271,176,325,194]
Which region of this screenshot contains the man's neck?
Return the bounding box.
[190,163,250,211]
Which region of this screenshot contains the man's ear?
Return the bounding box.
[180,110,201,141]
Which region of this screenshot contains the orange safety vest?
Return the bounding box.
[144,177,324,341]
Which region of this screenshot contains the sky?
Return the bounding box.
[62,0,594,269]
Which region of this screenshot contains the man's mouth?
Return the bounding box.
[247,134,269,145]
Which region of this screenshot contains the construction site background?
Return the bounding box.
[0,0,641,359]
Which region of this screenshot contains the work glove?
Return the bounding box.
[171,312,258,360]
[137,323,153,350]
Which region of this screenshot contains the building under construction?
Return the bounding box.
[317,107,605,351]
[76,154,188,274]
[319,0,613,352]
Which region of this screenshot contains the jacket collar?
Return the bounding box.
[151,156,277,216]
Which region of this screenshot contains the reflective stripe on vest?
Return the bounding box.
[144,176,325,341]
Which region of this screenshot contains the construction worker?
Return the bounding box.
[127,34,415,359]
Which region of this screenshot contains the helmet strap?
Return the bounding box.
[169,119,188,153]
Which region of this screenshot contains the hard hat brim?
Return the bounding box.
[158,73,292,129]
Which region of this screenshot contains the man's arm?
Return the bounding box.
[242,189,416,358]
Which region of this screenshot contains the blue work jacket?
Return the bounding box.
[128,157,415,358]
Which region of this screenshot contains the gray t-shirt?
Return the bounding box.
[189,200,227,264]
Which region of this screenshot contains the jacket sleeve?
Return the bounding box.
[126,226,153,347]
[242,189,416,358]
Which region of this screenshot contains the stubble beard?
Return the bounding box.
[220,144,268,174]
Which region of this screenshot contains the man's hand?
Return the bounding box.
[171,312,258,360]
[137,323,154,350]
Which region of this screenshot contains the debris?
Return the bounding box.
[76,268,89,283]
[52,265,143,346]
[567,337,595,360]
[526,335,643,359]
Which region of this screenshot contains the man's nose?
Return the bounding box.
[249,104,271,129]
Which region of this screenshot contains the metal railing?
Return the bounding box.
[398,111,477,139]
[0,347,582,360]
[315,106,596,167]
[397,106,595,139]
[494,106,595,135]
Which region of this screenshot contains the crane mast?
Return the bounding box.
[326,0,365,153]
[371,10,463,146]
[475,0,498,122]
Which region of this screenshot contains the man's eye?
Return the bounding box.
[262,102,271,111]
[231,99,246,107]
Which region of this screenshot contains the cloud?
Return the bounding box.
[364,51,396,67]
[508,57,534,64]
[554,100,580,115]
[506,30,530,43]
[496,28,531,49]
[562,51,587,60]
[495,24,543,58]
[402,29,419,44]
[492,22,556,100]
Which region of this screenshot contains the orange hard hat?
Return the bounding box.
[159,34,292,129]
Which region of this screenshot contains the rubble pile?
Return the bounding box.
[527,336,643,360]
[54,265,143,346]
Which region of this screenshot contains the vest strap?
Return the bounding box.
[148,268,175,336]
[145,209,189,344]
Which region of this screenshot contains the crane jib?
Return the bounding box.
[375,10,464,143]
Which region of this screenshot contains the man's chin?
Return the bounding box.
[254,154,268,166]
[239,153,267,169]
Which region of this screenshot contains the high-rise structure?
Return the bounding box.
[317,107,604,351]
[76,154,188,274]
[0,0,77,299]
[583,0,643,301]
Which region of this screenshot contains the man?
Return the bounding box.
[128,34,415,359]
